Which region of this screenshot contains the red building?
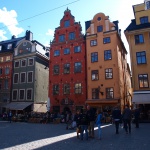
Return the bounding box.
[49,8,86,113]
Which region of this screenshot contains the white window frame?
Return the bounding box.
[20,72,26,83]
[28,58,34,66]
[26,88,33,100]
[0,45,2,51]
[19,89,25,101]
[6,56,11,61]
[14,73,19,84]
[12,89,18,101]
[21,59,26,67]
[14,61,20,68]
[27,71,33,83]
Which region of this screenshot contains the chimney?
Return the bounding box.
[26,30,33,41]
[11,35,16,39]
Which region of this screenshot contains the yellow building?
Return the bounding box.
[85,13,131,112]
[125,0,150,120]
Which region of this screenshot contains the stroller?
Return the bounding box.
[66,120,77,130]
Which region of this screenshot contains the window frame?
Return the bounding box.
[14,61,20,68]
[28,58,34,66]
[26,88,33,100]
[21,59,26,67]
[90,40,97,46]
[59,34,65,42]
[12,89,18,101]
[97,25,103,32]
[91,70,99,81]
[92,88,99,99]
[53,65,59,75]
[74,46,81,53]
[69,32,75,40]
[14,73,19,84]
[104,50,112,60]
[106,88,114,99]
[27,71,33,83]
[75,83,82,94]
[19,89,25,100]
[63,84,70,95]
[91,52,98,63]
[54,50,60,56]
[136,51,147,64]
[105,68,113,79]
[74,62,81,73]
[140,16,148,24]
[138,74,149,88]
[20,72,26,83]
[64,48,70,55]
[103,37,111,44]
[5,67,9,75]
[64,20,70,27]
[64,63,70,74]
[135,34,144,44]
[53,84,59,95]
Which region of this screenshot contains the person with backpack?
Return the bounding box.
[80,109,89,140]
[95,109,102,140]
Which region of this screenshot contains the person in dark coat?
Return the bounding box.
[134,107,140,128]
[112,106,122,134]
[123,105,132,134]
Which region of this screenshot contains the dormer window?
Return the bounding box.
[64,20,70,27]
[140,16,148,24]
[0,45,2,51]
[7,44,12,49]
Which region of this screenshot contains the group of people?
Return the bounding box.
[74,105,102,140]
[112,104,140,134]
[73,104,141,141]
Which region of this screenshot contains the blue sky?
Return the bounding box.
[0,0,144,64]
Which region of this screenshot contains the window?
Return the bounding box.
[146,1,150,9]
[28,58,34,66]
[74,62,81,73]
[12,90,18,101]
[97,17,101,21]
[64,84,70,94]
[0,68,2,75]
[64,48,70,55]
[26,89,32,100]
[106,88,114,99]
[14,74,19,84]
[4,79,8,89]
[104,50,112,60]
[105,68,113,79]
[91,52,98,62]
[59,35,65,42]
[54,50,60,56]
[0,45,2,51]
[91,70,99,81]
[136,51,146,64]
[140,16,148,24]
[75,83,82,94]
[6,56,10,61]
[92,88,99,99]
[69,32,75,40]
[19,89,25,100]
[5,67,9,75]
[23,42,27,46]
[20,72,26,83]
[90,40,97,46]
[103,37,110,44]
[64,63,70,74]
[14,61,19,68]
[135,34,144,44]
[21,59,26,67]
[7,44,12,49]
[53,85,59,95]
[64,20,70,27]
[0,57,3,62]
[74,46,81,53]
[138,74,149,88]
[27,72,33,83]
[53,65,59,75]
[97,25,103,32]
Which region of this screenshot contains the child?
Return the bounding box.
[96,109,102,140]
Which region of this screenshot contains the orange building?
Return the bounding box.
[125,0,150,120]
[85,13,131,112]
[49,8,86,113]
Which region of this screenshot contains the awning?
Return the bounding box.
[3,102,33,110]
[132,93,150,104]
[33,104,47,113]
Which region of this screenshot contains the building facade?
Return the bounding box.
[125,0,150,120]
[49,8,86,113]
[0,36,24,113]
[86,13,131,112]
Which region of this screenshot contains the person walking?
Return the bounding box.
[80,109,89,140]
[134,107,140,128]
[8,111,12,123]
[95,109,102,140]
[74,109,81,138]
[123,105,132,134]
[86,105,95,138]
[112,106,122,134]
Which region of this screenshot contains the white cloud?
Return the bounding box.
[0,7,24,38]
[0,30,7,40]
[46,29,54,36]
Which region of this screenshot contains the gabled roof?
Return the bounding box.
[124,19,150,32]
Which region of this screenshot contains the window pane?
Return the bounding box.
[74,46,81,53]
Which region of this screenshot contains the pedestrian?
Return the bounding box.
[80,109,89,140]
[86,105,96,138]
[122,105,132,134]
[112,106,122,134]
[8,111,12,123]
[74,109,81,138]
[95,109,102,140]
[134,107,140,128]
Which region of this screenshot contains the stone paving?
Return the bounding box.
[0,121,150,150]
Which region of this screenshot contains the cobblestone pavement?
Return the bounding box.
[0,121,150,150]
